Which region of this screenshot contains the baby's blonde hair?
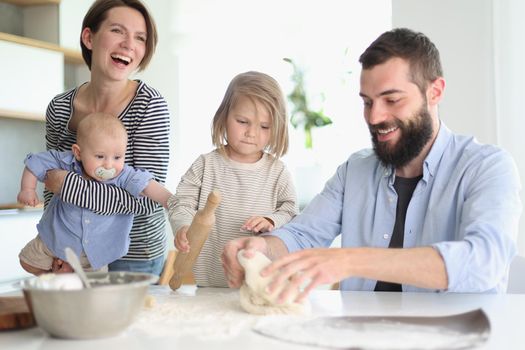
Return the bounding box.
[76,112,128,147]
[211,71,289,159]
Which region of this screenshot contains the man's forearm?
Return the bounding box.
[349,246,448,290]
[263,236,290,261]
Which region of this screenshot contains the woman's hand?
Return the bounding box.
[44,169,68,194]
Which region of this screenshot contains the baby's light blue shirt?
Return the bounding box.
[25,150,153,269]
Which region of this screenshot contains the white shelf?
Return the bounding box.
[0,32,83,65]
[0,109,44,122]
[0,40,63,119]
[1,0,60,6]
[0,0,88,121]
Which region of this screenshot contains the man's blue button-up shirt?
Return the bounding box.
[272,123,522,292]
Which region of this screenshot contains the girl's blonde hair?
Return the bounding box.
[211,71,289,159]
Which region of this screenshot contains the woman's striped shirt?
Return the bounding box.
[45,80,170,261]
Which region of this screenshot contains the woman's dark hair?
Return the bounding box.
[80,0,158,71]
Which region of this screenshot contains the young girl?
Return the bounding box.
[168,71,298,287]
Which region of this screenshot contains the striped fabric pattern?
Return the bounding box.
[44,80,170,260]
[168,150,298,287]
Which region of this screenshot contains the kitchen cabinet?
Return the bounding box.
[0,209,41,291]
[0,0,89,122]
[0,39,63,117]
[0,0,89,205]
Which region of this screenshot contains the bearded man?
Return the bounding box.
[222,28,522,298]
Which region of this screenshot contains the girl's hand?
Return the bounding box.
[241,216,274,234]
[174,226,190,252]
[17,189,40,207]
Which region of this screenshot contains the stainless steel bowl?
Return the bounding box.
[21,271,158,339]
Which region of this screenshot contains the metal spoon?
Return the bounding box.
[64,247,91,288]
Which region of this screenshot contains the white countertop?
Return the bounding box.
[1,285,524,349]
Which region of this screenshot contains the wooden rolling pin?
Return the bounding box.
[169,190,221,290]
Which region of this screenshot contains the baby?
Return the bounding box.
[18,112,172,275]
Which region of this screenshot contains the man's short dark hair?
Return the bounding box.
[359,28,443,94]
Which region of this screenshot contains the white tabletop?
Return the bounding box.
[1,285,524,349]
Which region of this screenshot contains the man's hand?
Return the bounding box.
[44,169,68,194]
[174,226,190,252]
[221,236,268,288]
[262,248,351,303]
[241,216,274,233]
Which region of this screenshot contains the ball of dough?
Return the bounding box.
[237,250,311,315]
[143,294,156,308]
[32,273,83,290]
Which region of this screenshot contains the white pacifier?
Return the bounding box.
[94,167,116,180]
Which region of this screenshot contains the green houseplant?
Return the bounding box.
[283,58,332,149]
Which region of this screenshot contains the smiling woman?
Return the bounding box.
[39,0,171,276]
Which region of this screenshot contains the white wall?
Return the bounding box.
[135,0,390,250]
[392,0,525,253]
[133,0,180,188]
[393,0,496,144]
[59,0,93,49]
[493,0,525,254]
[140,0,391,205]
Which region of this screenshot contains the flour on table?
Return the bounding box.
[237,250,311,315]
[130,285,310,340]
[129,287,266,340]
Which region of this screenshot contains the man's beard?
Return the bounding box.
[369,104,433,169]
